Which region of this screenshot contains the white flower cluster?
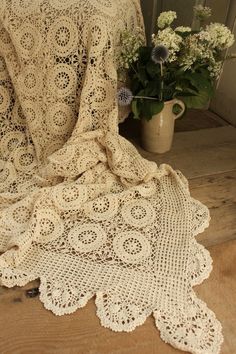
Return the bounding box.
[206,23,235,50]
[180,33,212,70]
[179,23,234,77]
[175,26,192,33]
[197,30,211,42]
[193,5,212,21]
[118,5,235,81]
[157,11,177,29]
[117,28,145,69]
[208,61,223,78]
[152,28,182,62]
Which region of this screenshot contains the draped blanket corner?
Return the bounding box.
[0,1,223,353]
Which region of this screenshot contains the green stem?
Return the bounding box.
[134,95,159,100]
[160,61,164,102]
[130,63,140,80]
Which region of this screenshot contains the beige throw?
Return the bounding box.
[0,1,223,353]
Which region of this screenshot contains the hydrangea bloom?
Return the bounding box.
[157,11,177,29]
[206,23,235,50]
[194,5,212,21]
[117,28,145,69]
[180,33,213,71]
[117,5,235,83]
[208,60,223,78]
[152,28,182,62]
[175,26,192,33]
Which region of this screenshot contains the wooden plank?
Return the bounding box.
[119,109,227,141]
[0,241,235,354]
[189,170,236,247]
[175,109,228,132]
[135,126,236,179]
[195,239,236,354]
[0,280,182,354]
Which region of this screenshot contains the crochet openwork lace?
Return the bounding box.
[0,1,223,353]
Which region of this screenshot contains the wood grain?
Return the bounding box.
[119,109,227,146]
[195,240,236,354]
[189,170,236,247]
[0,241,235,354]
[137,126,236,179]
[0,122,235,353]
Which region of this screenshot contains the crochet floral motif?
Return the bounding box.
[0,1,223,354]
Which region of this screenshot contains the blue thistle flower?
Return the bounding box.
[117,87,133,106]
[151,45,169,64]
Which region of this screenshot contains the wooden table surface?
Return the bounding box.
[0,240,235,354]
[1,122,236,354]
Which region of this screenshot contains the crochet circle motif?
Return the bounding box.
[113,231,151,264]
[47,103,76,137]
[52,184,88,211]
[9,204,31,230]
[34,209,64,244]
[68,223,107,253]
[84,195,119,221]
[48,17,78,57]
[17,65,43,97]
[13,146,36,173]
[121,199,156,228]
[47,64,77,98]
[14,23,42,59]
[0,131,25,158]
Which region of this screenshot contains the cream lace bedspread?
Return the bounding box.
[0,1,223,353]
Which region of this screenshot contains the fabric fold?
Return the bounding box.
[0,1,223,353]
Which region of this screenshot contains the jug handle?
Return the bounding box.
[173,99,186,120]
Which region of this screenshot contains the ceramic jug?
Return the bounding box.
[141,99,185,153]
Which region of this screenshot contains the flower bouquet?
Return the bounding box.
[116,6,235,153]
[117,6,235,120]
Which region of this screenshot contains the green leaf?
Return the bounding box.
[146,60,159,78]
[173,102,186,118]
[175,67,188,77]
[136,66,148,85]
[142,100,164,120]
[131,76,144,95]
[131,99,141,119]
[142,80,161,97]
[184,72,214,97]
[175,91,198,97]
[181,89,210,109]
[162,86,175,101]
[175,31,194,38]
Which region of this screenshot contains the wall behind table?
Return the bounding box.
[140,0,196,43]
[140,0,236,125]
[209,0,236,126]
[140,0,231,43]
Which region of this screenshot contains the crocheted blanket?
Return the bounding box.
[0,1,223,353]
